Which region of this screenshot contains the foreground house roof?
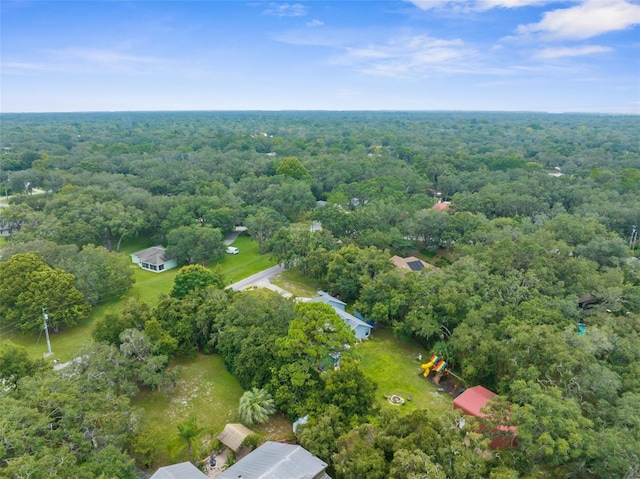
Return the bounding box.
[218,441,331,479]
[150,461,207,479]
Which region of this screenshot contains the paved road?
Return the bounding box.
[223,226,247,245]
[226,264,291,297]
[0,188,47,207]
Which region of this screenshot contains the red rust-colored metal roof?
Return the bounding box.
[453,385,496,417]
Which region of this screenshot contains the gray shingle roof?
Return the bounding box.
[218,441,330,479]
[131,246,174,266]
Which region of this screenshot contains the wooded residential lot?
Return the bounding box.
[1,111,639,478]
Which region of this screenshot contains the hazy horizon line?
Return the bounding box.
[2,108,638,116]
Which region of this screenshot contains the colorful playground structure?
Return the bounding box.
[421,355,448,380]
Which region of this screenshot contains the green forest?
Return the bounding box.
[1,111,639,479]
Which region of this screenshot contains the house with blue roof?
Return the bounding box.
[306,291,372,340]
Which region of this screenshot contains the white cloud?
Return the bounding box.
[263,3,307,17]
[332,34,474,77]
[306,19,324,27]
[1,61,48,72]
[477,0,553,9]
[3,47,176,76]
[518,0,640,39]
[407,0,552,11]
[406,0,461,10]
[57,48,167,65]
[406,0,475,11]
[534,44,613,58]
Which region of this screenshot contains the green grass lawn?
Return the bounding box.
[216,233,276,282]
[133,353,292,470]
[2,298,123,362]
[270,267,325,298]
[356,327,451,414]
[133,354,243,468]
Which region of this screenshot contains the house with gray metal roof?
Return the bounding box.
[150,461,207,479]
[218,441,331,479]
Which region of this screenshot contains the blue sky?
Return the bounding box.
[1,1,639,113]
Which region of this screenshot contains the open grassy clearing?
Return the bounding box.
[216,234,276,281]
[132,353,292,470]
[2,298,123,362]
[270,267,325,298]
[356,327,451,414]
[132,354,244,468]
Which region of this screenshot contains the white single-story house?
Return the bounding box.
[306,291,372,340]
[130,246,177,273]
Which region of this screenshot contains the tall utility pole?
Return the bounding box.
[42,308,53,356]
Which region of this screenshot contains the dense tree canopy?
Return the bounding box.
[0,253,90,332]
[0,358,139,479]
[1,111,639,477]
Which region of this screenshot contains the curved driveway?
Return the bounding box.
[226,264,291,297]
[223,226,247,245]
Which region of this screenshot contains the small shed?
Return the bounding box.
[292,415,309,434]
[150,461,207,479]
[131,246,177,273]
[453,386,516,449]
[217,423,254,453]
[578,294,599,309]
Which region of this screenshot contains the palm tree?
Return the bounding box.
[238,388,276,425]
[177,416,202,463]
